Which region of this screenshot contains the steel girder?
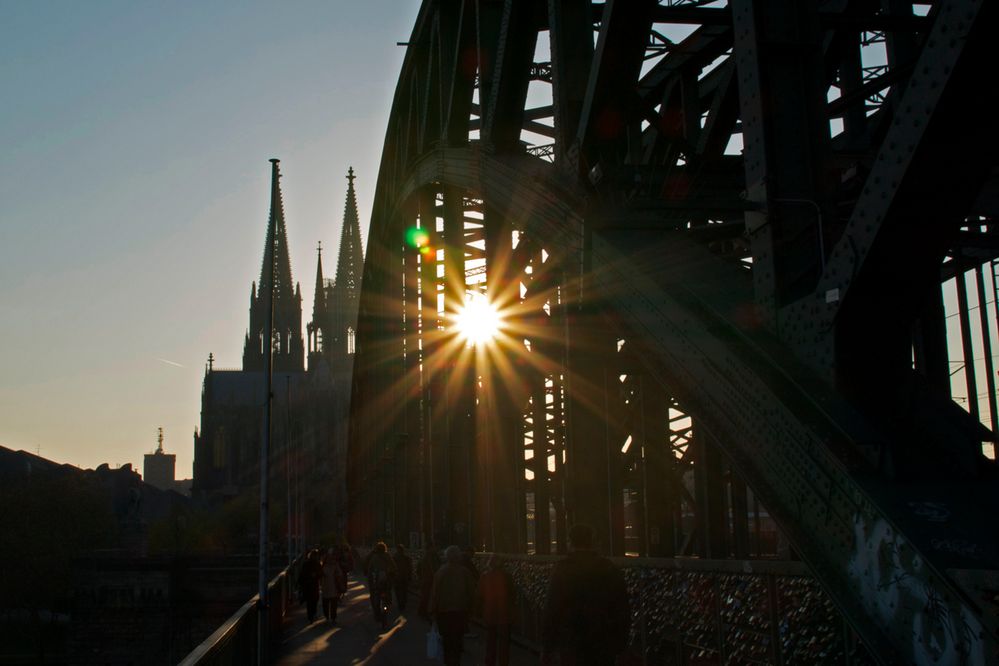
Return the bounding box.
[349,1,999,662]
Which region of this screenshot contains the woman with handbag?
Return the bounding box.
[320,548,347,623]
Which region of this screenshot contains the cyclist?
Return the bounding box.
[364,541,398,629]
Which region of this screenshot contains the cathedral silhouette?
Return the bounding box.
[192,160,363,535]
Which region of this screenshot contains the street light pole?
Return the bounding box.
[258,158,279,664]
[286,375,292,567]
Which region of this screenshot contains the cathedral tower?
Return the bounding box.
[307,242,328,370]
[328,167,364,361]
[243,159,304,373]
[308,167,364,367]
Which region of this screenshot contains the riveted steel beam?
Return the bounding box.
[481,0,542,153]
[351,2,999,661]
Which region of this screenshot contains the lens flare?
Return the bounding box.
[455,293,501,346]
[406,227,430,249]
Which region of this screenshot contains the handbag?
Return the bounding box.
[426,622,443,660]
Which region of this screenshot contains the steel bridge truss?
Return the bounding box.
[347,1,999,662]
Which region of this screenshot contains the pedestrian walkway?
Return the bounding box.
[274,575,539,665]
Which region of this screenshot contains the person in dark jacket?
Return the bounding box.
[429,545,478,666]
[364,541,398,627]
[298,549,323,624]
[338,542,355,574]
[320,548,347,623]
[461,544,480,581]
[417,542,442,621]
[541,525,630,666]
[478,554,516,666]
[392,543,413,612]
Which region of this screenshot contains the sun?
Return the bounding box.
[455,292,502,346]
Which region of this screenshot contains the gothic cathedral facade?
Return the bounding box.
[192,160,363,538]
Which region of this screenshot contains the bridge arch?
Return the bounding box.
[348,1,999,662]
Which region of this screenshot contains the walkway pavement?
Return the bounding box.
[274,576,539,665]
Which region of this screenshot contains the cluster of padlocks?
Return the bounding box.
[424,553,878,663]
[502,557,554,610]
[249,548,878,664]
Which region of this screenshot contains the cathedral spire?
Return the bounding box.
[243,159,305,373]
[307,241,328,368]
[317,166,365,362]
[333,166,364,294]
[259,159,294,301]
[313,241,326,320]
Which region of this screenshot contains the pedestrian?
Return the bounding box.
[429,545,478,666]
[541,524,630,666]
[460,544,481,638]
[298,549,323,624]
[461,543,480,581]
[339,541,355,573]
[364,541,398,627]
[321,548,347,623]
[417,541,441,621]
[349,544,361,573]
[392,543,413,612]
[336,543,354,604]
[479,554,516,666]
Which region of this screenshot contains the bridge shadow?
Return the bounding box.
[274,576,539,665]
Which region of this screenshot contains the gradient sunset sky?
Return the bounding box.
[0,1,422,476]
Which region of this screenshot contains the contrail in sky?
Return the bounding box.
[157,358,184,368]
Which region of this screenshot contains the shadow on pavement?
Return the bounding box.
[274,574,539,665]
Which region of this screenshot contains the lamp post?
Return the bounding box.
[286,375,293,567]
[257,158,279,664]
[394,433,407,544]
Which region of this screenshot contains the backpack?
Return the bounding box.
[369,557,390,590]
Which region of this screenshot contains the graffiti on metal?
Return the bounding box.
[848,515,985,665]
[907,501,953,524]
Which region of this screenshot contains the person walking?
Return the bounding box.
[298,549,323,624]
[459,544,481,639]
[429,545,478,666]
[320,548,347,623]
[338,541,355,574]
[417,542,441,621]
[461,544,480,581]
[479,554,516,666]
[541,525,631,666]
[392,543,413,613]
[364,541,398,628]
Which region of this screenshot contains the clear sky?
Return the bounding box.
[0,1,422,477]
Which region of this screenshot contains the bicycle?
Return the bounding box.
[372,584,391,630]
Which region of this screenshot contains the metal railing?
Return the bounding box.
[178,558,300,666]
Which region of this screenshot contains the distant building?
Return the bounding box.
[0,446,195,663]
[0,445,191,554]
[144,427,176,491]
[192,160,363,537]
